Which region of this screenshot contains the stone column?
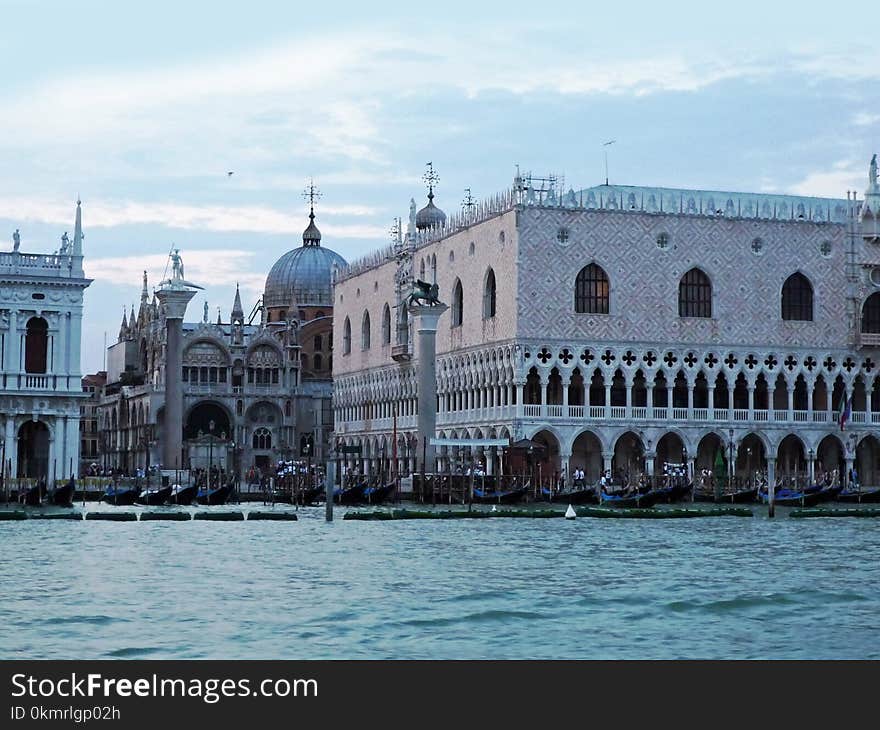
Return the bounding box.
[667,385,674,420]
[728,386,735,420]
[747,384,755,420]
[409,303,448,472]
[155,286,197,472]
[605,384,612,418]
[646,384,654,419]
[767,457,776,489]
[707,385,715,421]
[687,381,695,419]
[5,418,16,480]
[602,452,613,477]
[645,451,656,480]
[625,377,633,419]
[787,385,795,422]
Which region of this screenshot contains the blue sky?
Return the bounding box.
[2,0,878,373]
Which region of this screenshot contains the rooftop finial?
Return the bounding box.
[301,179,323,246]
[870,154,878,191]
[462,187,476,217]
[303,177,322,217]
[424,161,439,199]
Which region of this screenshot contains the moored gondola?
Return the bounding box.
[169,483,198,505]
[650,481,693,504]
[837,486,880,503]
[102,484,139,505]
[542,485,598,504]
[335,482,366,505]
[471,486,528,504]
[49,478,76,507]
[196,483,233,506]
[363,482,396,505]
[136,484,173,506]
[296,483,326,505]
[20,482,44,506]
[599,489,658,508]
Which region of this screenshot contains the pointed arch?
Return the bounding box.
[451,279,463,328]
[781,272,813,321]
[483,268,497,319]
[862,292,880,334]
[342,316,351,355]
[381,303,391,345]
[679,268,712,318]
[574,263,609,314]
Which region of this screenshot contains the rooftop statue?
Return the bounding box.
[12,228,20,251]
[160,248,204,290]
[60,231,70,255]
[407,278,441,307]
[871,154,878,188]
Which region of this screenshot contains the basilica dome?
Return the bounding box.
[263,211,347,309]
[415,190,447,231]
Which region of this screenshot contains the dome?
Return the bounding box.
[415,190,447,231]
[263,212,347,308]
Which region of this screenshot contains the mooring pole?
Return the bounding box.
[768,481,775,519]
[325,459,335,522]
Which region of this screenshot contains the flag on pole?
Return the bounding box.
[838,395,852,432]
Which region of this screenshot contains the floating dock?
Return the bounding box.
[789,508,880,518]
[343,506,754,520]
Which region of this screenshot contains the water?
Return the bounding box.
[1,506,879,659]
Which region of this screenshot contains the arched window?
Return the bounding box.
[361,310,371,350]
[24,317,48,374]
[381,303,391,345]
[420,259,426,280]
[452,279,463,327]
[862,293,880,334]
[574,264,609,314]
[342,317,351,355]
[252,427,272,450]
[314,353,323,371]
[678,268,712,318]
[483,268,497,319]
[781,272,813,321]
[431,254,437,283]
[313,334,322,351]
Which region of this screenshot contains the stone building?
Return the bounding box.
[332,157,880,487]
[0,203,92,480]
[80,371,105,473]
[97,205,344,477]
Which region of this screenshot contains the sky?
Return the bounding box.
[2,0,878,374]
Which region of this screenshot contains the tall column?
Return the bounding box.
[155,286,197,472]
[667,385,674,420]
[409,303,448,471]
[605,384,612,418]
[766,457,776,489]
[646,384,654,418]
[561,376,570,410]
[707,385,715,421]
[5,418,16,480]
[826,385,833,422]
[728,386,735,420]
[787,385,795,422]
[768,382,776,419]
[747,385,755,420]
[687,381,694,419]
[602,452,613,477]
[625,378,633,419]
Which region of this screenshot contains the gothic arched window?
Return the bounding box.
[452,279,463,328]
[24,317,48,374]
[252,427,272,450]
[361,311,371,350]
[781,272,813,321]
[342,317,351,355]
[574,264,609,314]
[483,268,497,319]
[862,292,880,334]
[381,303,391,345]
[679,268,712,318]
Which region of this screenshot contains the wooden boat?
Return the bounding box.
[650,481,693,504]
[49,479,76,507]
[296,484,326,505]
[599,489,658,508]
[363,482,396,505]
[542,485,598,504]
[837,487,880,503]
[20,483,43,506]
[693,486,758,504]
[196,483,233,506]
[136,485,173,506]
[760,484,838,507]
[472,486,528,504]
[169,483,198,505]
[102,484,139,505]
[335,482,366,505]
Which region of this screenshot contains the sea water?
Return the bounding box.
[1,506,878,659]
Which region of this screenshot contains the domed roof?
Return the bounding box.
[415,189,446,231]
[263,212,347,308]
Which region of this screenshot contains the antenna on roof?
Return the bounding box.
[603,140,616,186]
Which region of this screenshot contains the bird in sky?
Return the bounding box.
[227,171,234,177]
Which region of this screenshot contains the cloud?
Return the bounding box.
[0,198,387,238]
[853,112,880,127]
[788,160,865,198]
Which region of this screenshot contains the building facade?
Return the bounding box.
[80,371,106,473]
[97,206,344,477]
[0,202,92,481]
[332,157,880,487]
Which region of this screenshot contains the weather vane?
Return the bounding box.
[423,162,439,194]
[461,188,476,214]
[302,178,322,213]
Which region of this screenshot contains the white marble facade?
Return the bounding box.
[332,159,880,486]
[0,202,91,480]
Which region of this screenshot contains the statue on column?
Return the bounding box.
[203,301,209,323]
[160,248,203,290]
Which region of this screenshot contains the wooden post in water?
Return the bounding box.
[325,459,335,522]
[768,481,775,518]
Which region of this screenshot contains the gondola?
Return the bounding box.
[542,485,598,504]
[837,486,880,503]
[20,483,43,506]
[101,484,139,505]
[49,479,76,507]
[335,483,366,505]
[136,485,173,506]
[599,489,659,508]
[693,485,759,503]
[196,483,233,506]
[169,483,198,505]
[471,486,528,504]
[296,483,326,505]
[760,484,841,507]
[650,481,693,504]
[363,482,396,505]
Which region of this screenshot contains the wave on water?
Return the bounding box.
[105,646,163,658]
[398,609,546,628]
